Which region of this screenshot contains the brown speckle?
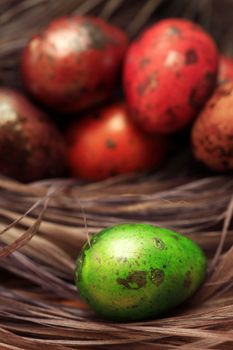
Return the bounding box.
[137,73,157,96]
[208,101,216,109]
[117,271,147,289]
[109,168,118,177]
[150,269,164,286]
[216,84,232,97]
[218,78,229,85]
[140,57,150,68]
[167,26,181,36]
[171,234,180,241]
[106,139,116,149]
[47,54,54,65]
[47,72,55,80]
[184,271,192,289]
[189,88,199,110]
[153,237,165,250]
[117,257,128,263]
[82,21,109,50]
[185,49,198,65]
[0,113,30,180]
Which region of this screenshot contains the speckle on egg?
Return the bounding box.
[123,18,218,134]
[192,82,233,171]
[75,223,207,321]
[0,89,67,182]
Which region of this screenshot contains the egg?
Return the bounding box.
[192,82,233,171]
[0,89,67,182]
[75,223,207,321]
[66,103,167,181]
[21,16,128,113]
[123,18,218,134]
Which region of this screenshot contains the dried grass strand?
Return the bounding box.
[0,0,233,349]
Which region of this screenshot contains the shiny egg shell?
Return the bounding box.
[75,223,207,321]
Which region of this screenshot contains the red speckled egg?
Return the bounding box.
[21,16,128,113]
[192,82,233,171]
[0,89,67,182]
[218,55,233,84]
[66,103,167,181]
[123,18,218,134]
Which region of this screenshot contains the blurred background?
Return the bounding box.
[0,0,233,89]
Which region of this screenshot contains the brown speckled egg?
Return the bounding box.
[0,89,67,182]
[21,16,128,114]
[66,103,167,181]
[192,82,233,171]
[123,18,218,134]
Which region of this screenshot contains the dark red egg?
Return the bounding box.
[218,54,233,84]
[66,103,167,181]
[123,18,218,134]
[0,89,67,182]
[21,16,128,113]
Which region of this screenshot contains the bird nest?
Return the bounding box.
[0,1,233,349]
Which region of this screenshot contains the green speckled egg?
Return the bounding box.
[75,223,207,321]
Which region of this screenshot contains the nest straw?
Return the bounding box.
[0,0,233,349]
